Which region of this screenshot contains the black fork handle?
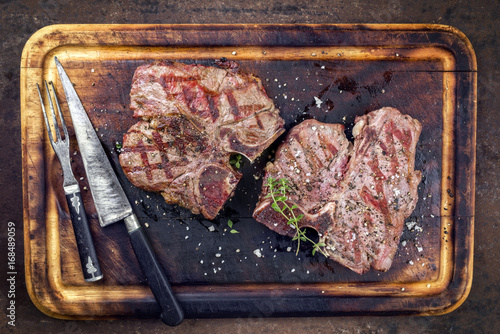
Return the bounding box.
[65,191,103,282]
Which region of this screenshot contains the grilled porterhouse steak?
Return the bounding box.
[253,107,422,274]
[119,60,285,219]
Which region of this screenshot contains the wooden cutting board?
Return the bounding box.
[21,24,476,320]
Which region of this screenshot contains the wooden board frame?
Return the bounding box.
[21,24,476,319]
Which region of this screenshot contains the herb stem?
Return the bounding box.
[266,177,327,257]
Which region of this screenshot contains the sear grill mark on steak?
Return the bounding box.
[253,107,422,274]
[120,61,285,219]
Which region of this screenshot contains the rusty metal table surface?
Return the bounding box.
[1,1,498,333]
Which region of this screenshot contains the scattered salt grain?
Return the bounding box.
[314,96,323,108]
[406,221,417,230]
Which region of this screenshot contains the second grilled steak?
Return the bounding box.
[253,107,422,274]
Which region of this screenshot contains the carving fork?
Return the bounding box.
[37,81,103,282]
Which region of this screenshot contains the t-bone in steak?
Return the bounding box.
[119,60,285,219]
[253,107,422,274]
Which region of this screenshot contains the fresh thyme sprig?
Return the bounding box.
[265,177,327,256]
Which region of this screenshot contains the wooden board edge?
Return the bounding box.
[20,23,477,319]
[21,58,65,320]
[21,23,477,69]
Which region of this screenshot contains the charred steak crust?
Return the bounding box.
[120,61,285,219]
[253,107,422,274]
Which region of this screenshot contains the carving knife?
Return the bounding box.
[54,57,184,326]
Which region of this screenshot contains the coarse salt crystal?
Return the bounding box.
[314,96,322,108]
[253,249,262,258]
[406,221,417,230]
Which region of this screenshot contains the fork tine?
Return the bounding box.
[44,80,62,142]
[49,81,69,140]
[37,83,55,145]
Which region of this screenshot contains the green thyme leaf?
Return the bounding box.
[227,219,239,234]
[230,154,243,169]
[271,202,282,212]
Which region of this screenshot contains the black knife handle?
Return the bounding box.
[127,220,184,326]
[65,191,103,282]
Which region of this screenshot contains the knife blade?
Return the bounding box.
[54,56,184,326]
